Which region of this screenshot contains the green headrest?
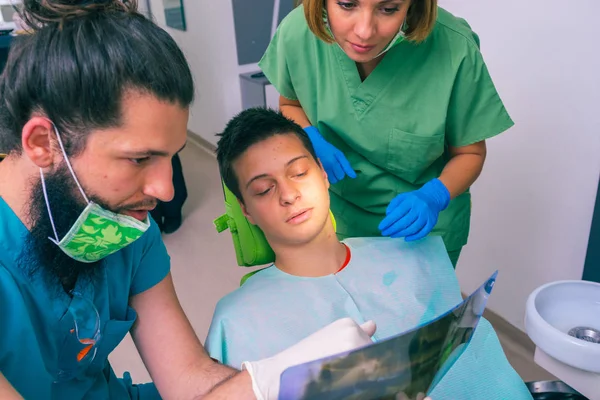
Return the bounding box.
[214,182,336,267]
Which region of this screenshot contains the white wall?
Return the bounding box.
[147,0,242,146]
[137,0,150,17]
[438,0,600,330]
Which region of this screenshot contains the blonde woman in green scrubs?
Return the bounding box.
[258,0,513,267]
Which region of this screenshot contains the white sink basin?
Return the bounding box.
[525,280,600,373]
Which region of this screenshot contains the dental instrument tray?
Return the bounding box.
[278,271,498,400]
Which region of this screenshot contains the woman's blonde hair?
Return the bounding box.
[297,0,437,44]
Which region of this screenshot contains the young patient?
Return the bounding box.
[206,108,533,399]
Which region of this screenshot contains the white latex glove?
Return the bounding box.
[242,317,377,400]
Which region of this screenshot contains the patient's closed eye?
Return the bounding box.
[255,185,273,196]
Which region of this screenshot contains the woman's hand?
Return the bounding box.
[379,178,450,241]
[279,95,357,184]
[303,126,357,184]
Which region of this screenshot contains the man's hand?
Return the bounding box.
[242,318,377,400]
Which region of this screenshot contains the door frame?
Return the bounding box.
[583,177,600,283]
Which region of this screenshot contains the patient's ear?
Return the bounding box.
[239,200,257,225]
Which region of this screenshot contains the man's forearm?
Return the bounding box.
[0,373,23,400]
[198,369,255,400]
[184,360,242,399]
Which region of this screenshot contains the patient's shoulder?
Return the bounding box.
[214,266,282,314]
[343,235,446,252]
[343,236,449,260]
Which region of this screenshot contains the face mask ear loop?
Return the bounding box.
[51,124,90,204]
[323,9,407,61]
[373,18,407,58]
[39,169,60,245]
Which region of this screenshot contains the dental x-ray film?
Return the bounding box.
[278,271,499,400]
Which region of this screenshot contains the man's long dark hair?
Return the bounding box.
[0,0,195,156]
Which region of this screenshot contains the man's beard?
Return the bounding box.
[21,164,109,294]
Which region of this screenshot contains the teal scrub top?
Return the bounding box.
[0,197,169,399]
[258,6,514,251]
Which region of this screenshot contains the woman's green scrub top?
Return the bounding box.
[259,6,514,252]
[0,195,168,399]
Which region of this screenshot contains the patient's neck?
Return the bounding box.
[271,225,347,277]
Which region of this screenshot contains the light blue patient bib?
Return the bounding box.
[205,236,532,399]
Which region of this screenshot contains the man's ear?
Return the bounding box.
[318,159,330,189]
[21,117,58,168]
[239,198,257,225]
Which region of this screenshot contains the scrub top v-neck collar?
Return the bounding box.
[0,196,94,321]
[332,42,405,119]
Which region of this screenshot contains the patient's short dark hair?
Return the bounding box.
[216,107,318,202]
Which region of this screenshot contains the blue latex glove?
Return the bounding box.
[378,178,451,242]
[304,126,356,184]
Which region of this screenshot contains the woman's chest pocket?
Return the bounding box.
[386,128,445,183]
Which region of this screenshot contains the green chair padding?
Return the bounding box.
[214,181,336,286]
[214,182,276,267]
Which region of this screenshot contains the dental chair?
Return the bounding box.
[213,182,588,399]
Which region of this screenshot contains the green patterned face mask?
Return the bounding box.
[40,125,150,263]
[322,9,407,60]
